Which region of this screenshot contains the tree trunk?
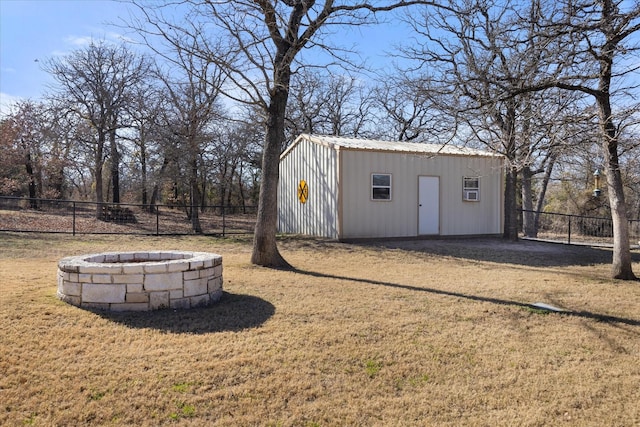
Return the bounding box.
[110,129,120,204]
[596,29,636,280]
[51,163,66,200]
[95,132,105,219]
[238,163,247,213]
[190,157,202,234]
[533,155,556,236]
[521,156,556,238]
[607,164,635,279]
[226,163,237,207]
[521,166,535,237]
[219,182,226,211]
[149,157,168,213]
[251,87,291,268]
[601,125,636,279]
[141,140,148,208]
[24,151,38,209]
[149,186,158,213]
[497,102,519,241]
[200,172,207,213]
[503,165,519,241]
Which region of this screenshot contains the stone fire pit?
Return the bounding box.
[57,251,222,311]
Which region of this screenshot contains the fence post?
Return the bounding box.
[567,215,571,245]
[72,202,76,236]
[156,207,159,236]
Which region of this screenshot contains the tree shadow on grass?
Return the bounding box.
[365,237,640,268]
[92,292,275,334]
[293,268,640,328]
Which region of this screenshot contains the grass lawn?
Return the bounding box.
[0,233,638,426]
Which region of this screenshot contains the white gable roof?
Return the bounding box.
[283,134,502,159]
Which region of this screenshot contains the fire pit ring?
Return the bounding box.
[57,251,223,311]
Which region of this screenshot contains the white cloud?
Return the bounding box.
[65,35,95,47]
[105,30,137,44]
[50,49,69,57]
[62,30,139,51]
[53,32,126,57]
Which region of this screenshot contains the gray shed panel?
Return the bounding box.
[278,136,339,238]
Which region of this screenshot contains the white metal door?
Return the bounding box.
[418,176,439,235]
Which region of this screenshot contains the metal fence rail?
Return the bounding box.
[520,209,640,246]
[3,197,638,246]
[0,196,257,236]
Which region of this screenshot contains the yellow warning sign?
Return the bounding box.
[297,180,308,204]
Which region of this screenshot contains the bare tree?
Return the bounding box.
[42,101,77,200]
[371,75,448,142]
[401,0,560,239]
[122,80,166,211]
[204,118,262,209]
[64,115,102,200]
[416,0,640,278]
[286,69,375,142]
[130,0,443,268]
[321,75,375,137]
[286,69,326,139]
[45,41,152,217]
[526,0,640,279]
[0,103,39,201]
[156,45,225,233]
[518,89,590,237]
[568,0,639,279]
[0,115,26,196]
[0,100,78,202]
[1,101,45,206]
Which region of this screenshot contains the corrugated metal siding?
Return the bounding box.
[340,150,503,238]
[278,138,339,238]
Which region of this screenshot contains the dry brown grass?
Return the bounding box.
[1,233,639,426]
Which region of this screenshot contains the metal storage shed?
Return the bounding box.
[278,134,505,240]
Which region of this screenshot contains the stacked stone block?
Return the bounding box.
[57,251,223,311]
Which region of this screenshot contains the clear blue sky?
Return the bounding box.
[0,0,412,115]
[0,0,136,112]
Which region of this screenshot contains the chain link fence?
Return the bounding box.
[0,196,257,236]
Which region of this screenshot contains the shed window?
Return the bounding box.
[372,174,392,200]
[463,177,479,201]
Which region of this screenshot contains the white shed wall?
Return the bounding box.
[278,138,339,238]
[339,150,503,239]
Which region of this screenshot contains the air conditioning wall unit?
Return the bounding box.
[464,190,479,201]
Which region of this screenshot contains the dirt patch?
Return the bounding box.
[365,236,638,268]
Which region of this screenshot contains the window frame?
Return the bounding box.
[371,173,392,201]
[463,176,480,202]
